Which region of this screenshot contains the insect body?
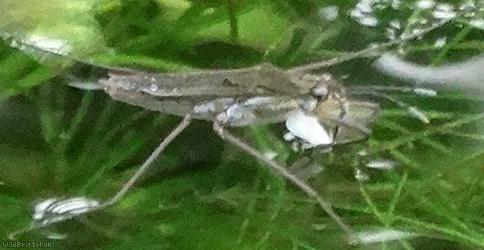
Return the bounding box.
[101,65,379,144]
[6,58,379,240]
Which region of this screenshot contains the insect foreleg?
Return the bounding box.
[350,85,437,97]
[212,120,353,236]
[353,91,430,124]
[329,117,372,136]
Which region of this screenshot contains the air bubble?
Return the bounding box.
[434,37,447,48]
[365,160,397,170]
[150,83,158,92]
[355,168,369,182]
[416,0,435,10]
[408,106,430,124]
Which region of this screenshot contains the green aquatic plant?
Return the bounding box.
[0,0,483,249]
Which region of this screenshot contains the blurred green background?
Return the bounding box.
[0,0,483,249]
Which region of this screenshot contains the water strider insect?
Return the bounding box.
[4,23,443,242]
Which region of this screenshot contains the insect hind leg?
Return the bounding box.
[212,119,353,236]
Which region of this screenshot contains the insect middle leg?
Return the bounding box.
[212,120,353,236]
[8,113,193,239]
[103,113,193,206]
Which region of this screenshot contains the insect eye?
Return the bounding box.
[311,83,329,98]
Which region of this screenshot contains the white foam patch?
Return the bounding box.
[433,3,456,18]
[285,110,332,146]
[263,151,278,160]
[469,19,484,29]
[433,37,447,48]
[319,6,339,21]
[14,35,72,56]
[366,160,397,170]
[416,0,435,9]
[413,88,437,97]
[32,197,99,221]
[49,197,99,215]
[354,229,414,244]
[408,106,430,124]
[33,198,58,220]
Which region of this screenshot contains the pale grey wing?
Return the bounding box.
[334,101,380,144]
[230,96,306,126]
[104,63,303,98]
[105,86,198,118]
[191,96,306,127]
[105,82,305,125]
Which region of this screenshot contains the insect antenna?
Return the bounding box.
[350,86,433,124]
